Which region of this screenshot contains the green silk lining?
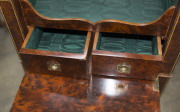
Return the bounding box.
[96,33,159,55]
[28,0,37,7]
[26,29,159,55]
[29,0,175,23]
[26,27,87,54]
[161,0,176,11]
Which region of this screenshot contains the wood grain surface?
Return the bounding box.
[20,28,93,79]
[10,73,160,112]
[20,0,175,37]
[0,0,28,52]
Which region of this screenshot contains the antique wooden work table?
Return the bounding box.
[0,0,180,111]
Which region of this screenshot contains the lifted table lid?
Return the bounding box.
[10,73,160,112]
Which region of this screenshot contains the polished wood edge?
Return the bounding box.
[92,32,163,61]
[24,72,89,79]
[20,29,93,60]
[163,10,180,58]
[0,0,28,39]
[92,74,152,82]
[83,31,91,56]
[96,6,175,26]
[23,0,94,24]
[20,0,94,31]
[96,6,175,36]
[92,50,163,61]
[20,48,87,60]
[158,73,172,78]
[0,6,19,53]
[21,26,33,48]
[20,0,175,36]
[160,5,180,75]
[92,32,99,50]
[0,0,26,52]
[157,36,162,56]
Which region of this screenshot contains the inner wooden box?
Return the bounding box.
[20,27,92,79]
[26,0,175,23]
[92,32,162,80]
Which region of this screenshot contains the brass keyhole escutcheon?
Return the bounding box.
[117,63,131,74]
[47,61,61,71]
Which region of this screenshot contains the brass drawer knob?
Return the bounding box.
[117,63,131,73]
[47,61,61,71]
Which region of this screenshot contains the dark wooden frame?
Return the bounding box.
[20,27,92,79]
[158,0,180,93]
[20,0,94,31]
[92,32,163,80]
[0,0,179,94]
[21,27,92,60]
[20,0,175,37]
[0,0,28,52]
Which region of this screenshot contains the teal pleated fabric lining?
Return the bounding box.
[162,0,176,10]
[26,27,87,54]
[96,33,158,55]
[28,0,37,7]
[29,0,175,23]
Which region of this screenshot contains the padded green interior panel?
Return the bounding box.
[28,0,37,7]
[96,33,159,55]
[29,0,175,23]
[161,0,176,10]
[26,27,87,54]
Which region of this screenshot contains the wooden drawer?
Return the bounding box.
[92,32,163,80]
[20,27,92,79]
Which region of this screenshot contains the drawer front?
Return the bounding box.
[92,31,162,80]
[20,53,89,79]
[19,27,92,79]
[92,55,161,80]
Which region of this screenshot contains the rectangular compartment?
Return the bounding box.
[20,27,92,79]
[92,32,162,80]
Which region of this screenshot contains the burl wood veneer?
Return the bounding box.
[20,0,175,37]
[92,32,163,80]
[0,0,179,111]
[10,73,160,112]
[19,27,93,79]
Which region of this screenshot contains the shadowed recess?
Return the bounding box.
[25,27,87,54]
[96,32,159,55]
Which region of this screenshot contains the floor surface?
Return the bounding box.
[0,27,179,112]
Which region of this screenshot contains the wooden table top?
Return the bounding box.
[10,73,160,112]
